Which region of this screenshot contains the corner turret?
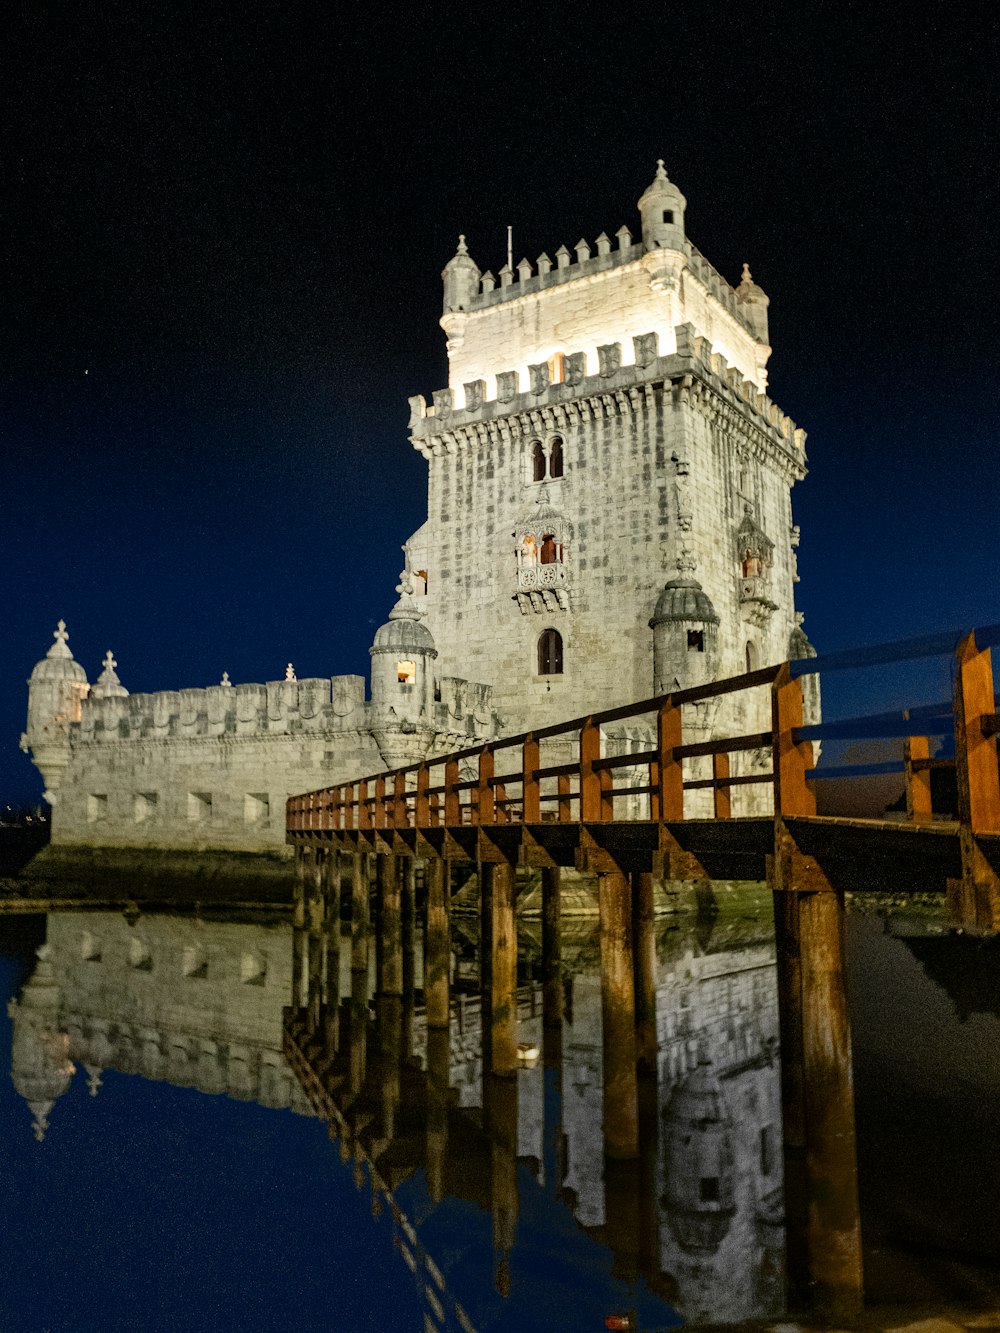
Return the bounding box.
[735,263,770,344]
[442,234,481,315]
[369,549,439,769]
[21,621,90,804]
[638,159,687,252]
[650,578,720,695]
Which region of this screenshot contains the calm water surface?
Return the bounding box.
[1,886,997,1331]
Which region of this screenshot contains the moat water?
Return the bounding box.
[1,887,998,1332]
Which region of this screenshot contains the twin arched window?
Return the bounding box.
[531,437,564,483]
[537,628,563,676]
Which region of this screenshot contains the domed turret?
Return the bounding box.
[90,650,128,700]
[21,621,90,804]
[369,549,439,769]
[650,577,720,695]
[638,159,687,253]
[442,234,481,315]
[735,262,770,344]
[8,944,74,1142]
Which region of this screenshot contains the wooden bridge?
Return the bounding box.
[285,625,1000,1323]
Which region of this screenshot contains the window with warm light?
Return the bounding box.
[397,660,416,685]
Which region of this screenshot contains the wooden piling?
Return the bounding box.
[541,865,563,1029]
[631,870,657,1077]
[377,852,402,997]
[598,869,638,1159]
[351,850,368,975]
[487,861,518,1078]
[425,857,450,1030]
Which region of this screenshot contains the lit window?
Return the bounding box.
[537,628,563,676]
[397,660,416,685]
[549,353,565,384]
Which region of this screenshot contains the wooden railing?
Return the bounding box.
[288,625,1000,838]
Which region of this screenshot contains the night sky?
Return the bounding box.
[3,4,998,803]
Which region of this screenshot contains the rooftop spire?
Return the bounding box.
[47,620,72,660]
[91,649,128,699]
[388,541,425,622]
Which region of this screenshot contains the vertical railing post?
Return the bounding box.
[374,776,386,829]
[903,733,932,824]
[771,664,816,818]
[393,771,408,827]
[951,632,1000,932]
[445,757,460,825]
[580,718,602,821]
[358,780,371,830]
[344,783,356,831]
[656,698,683,820]
[557,772,571,822]
[478,745,496,825]
[713,751,731,820]
[522,733,540,823]
[416,763,430,827]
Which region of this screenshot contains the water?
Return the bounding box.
[1,886,998,1330]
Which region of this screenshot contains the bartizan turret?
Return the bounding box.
[8,944,75,1142]
[735,263,770,345]
[442,234,481,315]
[650,578,720,695]
[21,621,90,805]
[638,159,687,252]
[369,551,439,770]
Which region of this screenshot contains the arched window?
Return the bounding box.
[540,533,558,565]
[532,441,546,482]
[549,437,564,478]
[745,641,758,674]
[537,628,563,676]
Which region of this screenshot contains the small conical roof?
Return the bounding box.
[90,650,128,699]
[650,578,720,627]
[29,621,88,685]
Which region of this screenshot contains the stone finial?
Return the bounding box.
[285,664,296,682]
[220,671,232,687]
[536,252,552,277]
[516,257,532,282]
[574,238,591,263]
[595,232,611,257]
[499,263,513,289]
[741,262,753,285]
[455,234,468,255]
[616,225,632,250]
[387,543,427,623]
[480,270,496,294]
[91,648,128,699]
[555,245,571,270]
[676,548,697,574]
[655,157,667,179]
[47,620,72,660]
[85,1066,103,1097]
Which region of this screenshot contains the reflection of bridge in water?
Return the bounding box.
[286,627,1000,1323]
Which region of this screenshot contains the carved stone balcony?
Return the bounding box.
[515,563,569,613]
[738,575,778,628]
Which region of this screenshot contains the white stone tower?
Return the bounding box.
[21,621,90,805]
[405,162,812,746]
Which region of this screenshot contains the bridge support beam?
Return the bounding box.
[950,633,1000,934]
[376,852,402,998]
[631,870,657,1077]
[425,857,451,1030]
[323,850,342,1050]
[598,869,639,1160]
[292,845,307,1011]
[307,849,324,1031]
[542,866,563,1030]
[426,1025,450,1204]
[484,861,518,1078]
[350,851,369,975]
[772,831,863,1321]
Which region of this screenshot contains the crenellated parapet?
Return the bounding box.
[409,322,805,478]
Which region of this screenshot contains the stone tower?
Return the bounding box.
[405,162,812,740]
[21,621,90,805]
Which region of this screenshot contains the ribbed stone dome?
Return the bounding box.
[370,614,436,654]
[649,578,720,628]
[29,621,88,685]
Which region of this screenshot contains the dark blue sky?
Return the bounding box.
[3,3,998,802]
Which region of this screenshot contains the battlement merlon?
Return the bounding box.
[440,236,771,396]
[408,323,806,479]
